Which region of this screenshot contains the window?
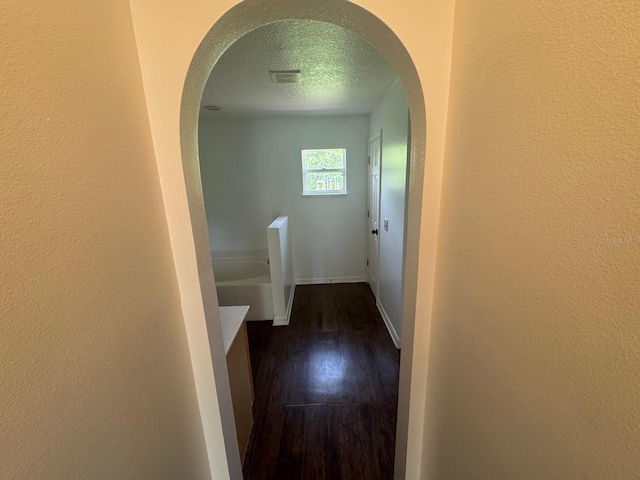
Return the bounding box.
[301,148,347,196]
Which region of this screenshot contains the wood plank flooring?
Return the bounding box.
[243,283,400,480]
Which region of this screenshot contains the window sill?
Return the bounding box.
[302,192,348,198]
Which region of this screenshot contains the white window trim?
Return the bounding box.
[301,148,348,196]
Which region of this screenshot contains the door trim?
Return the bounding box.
[367,130,382,299]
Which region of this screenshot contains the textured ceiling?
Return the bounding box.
[200,20,398,118]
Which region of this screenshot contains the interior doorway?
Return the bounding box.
[367,131,382,298]
[197,17,410,473]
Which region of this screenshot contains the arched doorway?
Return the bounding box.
[180,1,427,478]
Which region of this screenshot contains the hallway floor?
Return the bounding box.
[243,283,400,479]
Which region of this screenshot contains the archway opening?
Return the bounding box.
[180,1,426,478]
[199,18,408,475]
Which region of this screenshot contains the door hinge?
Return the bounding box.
[367,156,370,165]
[367,210,369,218]
[366,259,369,266]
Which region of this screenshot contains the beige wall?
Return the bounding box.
[7,0,634,479]
[424,1,640,478]
[0,1,210,478]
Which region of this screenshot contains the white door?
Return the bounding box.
[367,133,381,297]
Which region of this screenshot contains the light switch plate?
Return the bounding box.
[384,218,389,231]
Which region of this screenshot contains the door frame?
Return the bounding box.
[366,130,382,299]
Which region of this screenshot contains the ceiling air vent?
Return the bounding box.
[269,70,301,84]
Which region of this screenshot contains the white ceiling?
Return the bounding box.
[200,20,398,118]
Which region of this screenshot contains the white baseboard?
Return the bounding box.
[294,276,366,285]
[376,299,401,349]
[273,283,296,327]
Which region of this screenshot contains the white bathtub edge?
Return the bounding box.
[216,273,271,287]
[211,249,268,262]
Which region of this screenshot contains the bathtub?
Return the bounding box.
[213,259,274,321]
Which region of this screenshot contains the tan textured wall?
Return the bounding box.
[0,1,210,478]
[424,1,640,478]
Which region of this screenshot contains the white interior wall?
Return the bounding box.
[198,115,369,283]
[369,80,410,344]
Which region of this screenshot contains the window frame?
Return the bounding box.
[301,148,348,196]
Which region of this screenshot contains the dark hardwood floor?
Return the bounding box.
[243,283,400,480]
